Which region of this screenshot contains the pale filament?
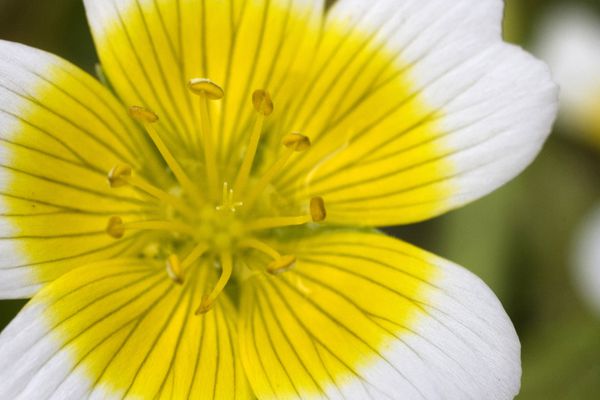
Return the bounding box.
[234,90,274,198]
[245,215,312,231]
[129,106,203,204]
[196,251,233,314]
[245,196,326,231]
[108,165,195,217]
[238,238,281,259]
[106,216,194,239]
[188,78,224,200]
[238,238,297,274]
[243,133,311,212]
[166,242,210,284]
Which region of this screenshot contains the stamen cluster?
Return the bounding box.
[105,79,326,314]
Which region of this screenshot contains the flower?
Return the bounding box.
[535,4,600,148]
[572,205,600,317]
[0,0,557,399]
[535,4,600,319]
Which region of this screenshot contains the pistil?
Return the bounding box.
[216,182,243,212]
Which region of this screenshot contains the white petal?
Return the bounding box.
[240,230,520,399]
[0,40,155,298]
[0,260,249,399]
[275,0,558,225]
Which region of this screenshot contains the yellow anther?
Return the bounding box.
[196,294,214,314]
[252,90,274,116]
[282,133,311,152]
[310,196,327,222]
[166,255,184,285]
[108,165,132,188]
[106,216,125,239]
[196,252,233,315]
[267,255,297,275]
[188,78,225,100]
[128,106,159,123]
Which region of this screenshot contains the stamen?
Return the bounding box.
[239,238,281,259]
[196,251,233,315]
[106,216,194,239]
[129,106,202,203]
[188,78,225,100]
[233,90,273,197]
[310,196,327,222]
[267,255,297,275]
[182,242,210,269]
[244,133,311,211]
[107,165,132,188]
[108,165,195,216]
[106,216,126,239]
[245,215,312,231]
[165,242,209,284]
[166,255,184,284]
[245,197,327,231]
[238,238,296,275]
[188,78,224,200]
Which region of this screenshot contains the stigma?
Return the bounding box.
[105,79,327,315]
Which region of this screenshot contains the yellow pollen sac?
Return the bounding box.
[195,294,214,315]
[107,165,132,188]
[282,133,311,152]
[267,255,297,275]
[106,216,125,239]
[128,105,159,123]
[310,196,327,222]
[187,78,225,100]
[166,255,184,285]
[252,90,274,116]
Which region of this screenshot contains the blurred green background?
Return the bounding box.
[0,0,599,398]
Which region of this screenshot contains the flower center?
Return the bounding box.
[105,79,326,314]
